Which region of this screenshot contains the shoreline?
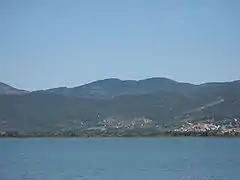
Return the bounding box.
[1,135,240,139]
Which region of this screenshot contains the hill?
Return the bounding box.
[0,82,28,95]
[45,78,197,99]
[0,78,240,134]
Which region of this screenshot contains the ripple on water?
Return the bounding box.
[139,168,149,172]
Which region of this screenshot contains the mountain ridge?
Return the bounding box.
[45,77,197,99]
[0,77,240,133]
[0,82,28,95]
[1,77,239,97]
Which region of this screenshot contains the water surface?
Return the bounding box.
[0,138,240,180]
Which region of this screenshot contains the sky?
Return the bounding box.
[1,0,240,90]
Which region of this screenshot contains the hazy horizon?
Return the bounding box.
[1,0,240,90]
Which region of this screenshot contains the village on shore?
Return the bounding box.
[1,116,240,137]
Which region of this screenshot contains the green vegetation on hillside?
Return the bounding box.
[0,79,240,134]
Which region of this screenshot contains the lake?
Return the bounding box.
[0,138,240,180]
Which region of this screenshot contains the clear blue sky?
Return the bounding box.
[1,0,240,90]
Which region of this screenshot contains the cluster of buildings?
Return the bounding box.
[174,123,220,132]
[99,117,153,129]
[174,118,240,134]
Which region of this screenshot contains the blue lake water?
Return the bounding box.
[0,138,240,180]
